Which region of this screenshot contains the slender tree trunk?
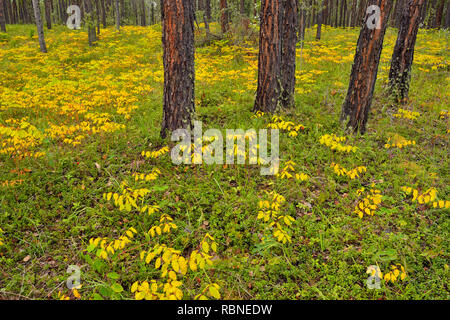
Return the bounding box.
[114,0,120,31]
[388,0,426,102]
[341,0,393,134]
[151,2,155,24]
[280,0,299,109]
[446,0,450,28]
[85,0,97,46]
[220,0,229,33]
[0,0,6,32]
[316,3,323,40]
[140,0,146,26]
[160,0,195,139]
[426,0,437,28]
[101,0,106,27]
[434,0,445,28]
[299,7,305,41]
[32,0,47,53]
[44,0,51,29]
[254,0,283,113]
[205,0,211,22]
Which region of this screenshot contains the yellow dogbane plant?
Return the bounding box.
[330,163,367,180]
[319,134,357,153]
[258,192,295,244]
[401,186,449,208]
[87,227,138,260]
[267,115,306,137]
[354,186,382,218]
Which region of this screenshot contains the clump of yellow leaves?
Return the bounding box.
[132,168,161,182]
[140,244,188,280]
[258,192,295,244]
[0,118,45,159]
[401,186,449,208]
[319,134,357,153]
[148,214,177,237]
[136,233,220,300]
[103,182,159,214]
[384,135,416,149]
[354,187,382,218]
[267,115,305,137]
[252,111,265,118]
[439,110,449,119]
[384,264,407,283]
[393,109,420,120]
[131,280,183,300]
[331,163,367,180]
[277,160,309,181]
[194,283,221,300]
[88,227,137,260]
[141,146,169,159]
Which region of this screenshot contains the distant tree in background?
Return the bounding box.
[0,0,6,32]
[32,0,47,53]
[220,0,229,33]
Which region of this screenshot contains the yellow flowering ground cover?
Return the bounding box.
[0,23,448,300]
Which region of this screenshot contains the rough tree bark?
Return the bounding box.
[280,0,299,109]
[341,0,393,134]
[254,0,283,113]
[388,0,426,102]
[220,0,229,33]
[160,0,195,139]
[0,0,6,32]
[32,0,47,53]
[44,0,51,29]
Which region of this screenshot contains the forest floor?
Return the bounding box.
[0,23,448,300]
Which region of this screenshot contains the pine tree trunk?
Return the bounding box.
[280,0,298,109]
[140,0,146,26]
[254,0,282,113]
[161,0,195,139]
[316,1,323,39]
[341,0,393,134]
[32,0,47,53]
[101,0,106,27]
[114,0,120,31]
[205,0,211,22]
[220,0,229,33]
[446,0,450,28]
[388,0,426,102]
[0,0,6,32]
[44,0,51,29]
[434,0,445,28]
[350,0,357,27]
[85,0,97,46]
[151,2,155,24]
